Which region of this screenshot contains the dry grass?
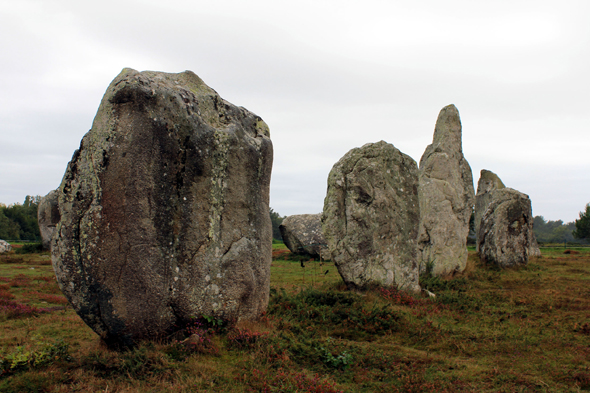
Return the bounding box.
[0,246,589,392]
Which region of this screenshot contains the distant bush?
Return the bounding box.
[15,243,44,254]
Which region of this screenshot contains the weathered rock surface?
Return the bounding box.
[279,213,327,259]
[477,188,537,267]
[0,240,11,254]
[475,170,505,241]
[529,235,542,257]
[52,68,273,348]
[475,170,541,257]
[322,141,420,292]
[417,104,475,276]
[38,190,60,250]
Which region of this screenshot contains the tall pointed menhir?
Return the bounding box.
[417,104,475,276]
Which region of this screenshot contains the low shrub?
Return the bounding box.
[378,286,419,306]
[0,339,71,377]
[0,299,40,318]
[14,243,44,254]
[8,274,31,288]
[318,345,353,370]
[227,328,268,350]
[269,288,400,340]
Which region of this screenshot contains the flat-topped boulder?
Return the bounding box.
[477,188,537,267]
[322,141,420,292]
[279,213,327,259]
[417,105,475,276]
[52,68,273,348]
[475,170,541,257]
[38,190,60,250]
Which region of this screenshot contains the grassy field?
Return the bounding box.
[1,243,590,392]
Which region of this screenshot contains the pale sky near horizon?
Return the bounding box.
[1,0,589,223]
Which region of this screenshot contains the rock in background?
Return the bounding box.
[279,213,327,259]
[52,68,273,348]
[477,188,537,267]
[0,240,11,254]
[322,141,420,292]
[474,170,505,242]
[38,190,60,250]
[417,104,475,276]
[475,170,541,258]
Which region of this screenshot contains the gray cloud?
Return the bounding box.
[1,0,588,223]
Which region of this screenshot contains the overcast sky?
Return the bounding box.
[1,0,589,223]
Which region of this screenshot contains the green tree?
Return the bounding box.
[0,196,41,241]
[269,208,284,240]
[573,203,590,240]
[0,207,21,240]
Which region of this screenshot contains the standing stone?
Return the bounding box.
[477,188,537,267]
[322,141,420,292]
[417,104,475,276]
[38,190,60,250]
[0,240,11,254]
[475,170,541,257]
[475,170,505,249]
[52,68,273,348]
[279,213,327,259]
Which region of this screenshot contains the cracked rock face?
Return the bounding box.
[477,188,537,267]
[38,190,60,250]
[322,141,420,292]
[52,68,273,348]
[279,213,327,259]
[417,104,475,276]
[475,170,541,258]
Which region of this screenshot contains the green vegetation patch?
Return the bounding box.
[0,247,589,392]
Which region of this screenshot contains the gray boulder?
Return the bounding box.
[38,190,60,250]
[417,104,475,276]
[52,68,273,348]
[0,240,11,254]
[475,170,541,257]
[477,188,537,267]
[322,141,420,292]
[475,170,505,242]
[279,213,327,259]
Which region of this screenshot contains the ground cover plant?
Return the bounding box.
[0,243,590,391]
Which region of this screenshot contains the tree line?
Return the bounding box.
[1,196,589,245]
[0,196,286,243]
[533,204,590,244]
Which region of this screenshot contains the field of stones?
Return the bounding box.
[3,68,587,392]
[1,243,590,392]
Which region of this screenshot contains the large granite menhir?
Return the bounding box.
[279,213,327,259]
[322,141,420,292]
[417,105,475,276]
[52,68,273,348]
